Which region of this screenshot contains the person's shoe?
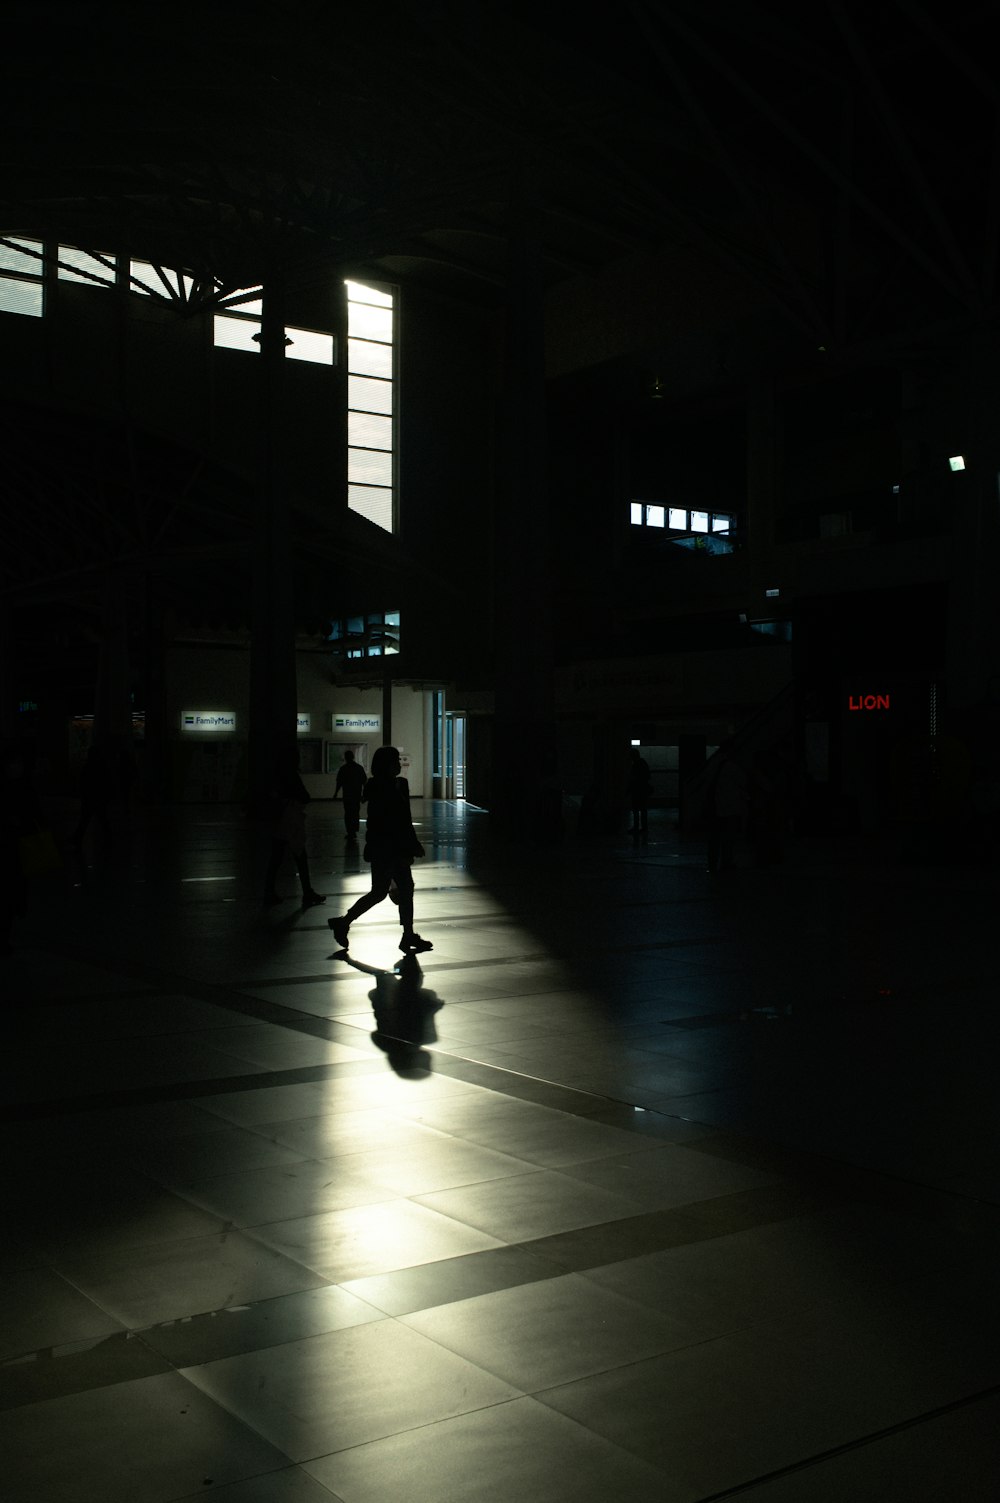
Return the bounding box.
[302,891,326,907]
[328,916,350,946]
[399,932,433,953]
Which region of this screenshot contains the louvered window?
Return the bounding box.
[0,236,44,317]
[57,247,117,286]
[346,279,395,533]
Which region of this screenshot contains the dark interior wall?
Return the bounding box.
[0,299,49,399]
[394,284,499,678]
[779,365,902,534]
[546,366,754,654]
[545,366,628,661]
[50,281,126,411]
[7,271,344,499]
[775,349,1000,542]
[268,356,342,505]
[547,366,620,539]
[543,243,767,380]
[628,396,747,515]
[209,348,265,482]
[123,297,207,442]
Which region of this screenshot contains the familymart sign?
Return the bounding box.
[332,713,381,731]
[181,711,236,731]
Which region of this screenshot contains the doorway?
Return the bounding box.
[444,712,466,800]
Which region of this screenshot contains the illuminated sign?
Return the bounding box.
[182,711,237,731]
[332,713,381,731]
[296,713,311,733]
[847,694,891,711]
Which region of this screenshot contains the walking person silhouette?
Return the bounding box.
[334,749,366,841]
[328,745,432,952]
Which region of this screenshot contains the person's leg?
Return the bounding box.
[394,861,431,951]
[345,858,393,921]
[329,859,393,947]
[392,861,415,931]
[294,849,325,905]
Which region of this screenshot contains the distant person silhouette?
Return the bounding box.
[627,749,652,837]
[334,749,366,840]
[262,747,325,907]
[328,744,431,952]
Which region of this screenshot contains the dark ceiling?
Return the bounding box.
[2,0,998,635]
[3,0,997,342]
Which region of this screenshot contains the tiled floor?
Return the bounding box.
[2,800,999,1501]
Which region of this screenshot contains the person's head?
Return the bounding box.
[370,744,401,780]
[344,750,355,763]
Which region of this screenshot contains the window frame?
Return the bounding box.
[345,277,397,535]
[0,235,45,318]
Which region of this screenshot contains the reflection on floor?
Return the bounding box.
[2,800,999,1501]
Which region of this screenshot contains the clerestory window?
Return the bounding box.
[3,239,395,537]
[0,236,44,317]
[57,247,117,286]
[630,501,738,552]
[346,279,395,533]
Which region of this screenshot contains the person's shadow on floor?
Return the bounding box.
[335,950,443,1077]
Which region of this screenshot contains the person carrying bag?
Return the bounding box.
[328,745,432,954]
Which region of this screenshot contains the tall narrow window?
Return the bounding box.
[346,279,395,533]
[0,236,44,317]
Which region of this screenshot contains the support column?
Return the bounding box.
[248,273,298,800]
[382,665,393,747]
[93,574,132,743]
[0,602,13,745]
[142,575,166,803]
[491,185,558,836]
[946,455,1000,713]
[746,376,778,599]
